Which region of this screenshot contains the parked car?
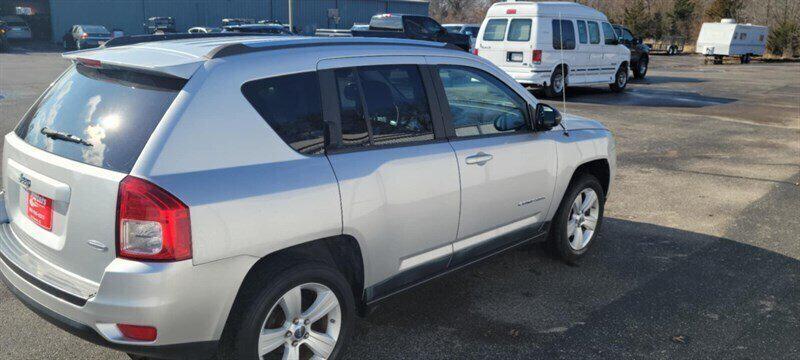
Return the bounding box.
[63,25,112,50]
[696,18,768,64]
[613,24,650,79]
[352,14,471,51]
[222,18,255,27]
[143,16,176,34]
[0,35,614,360]
[223,23,292,35]
[443,23,480,49]
[0,21,9,52]
[188,26,222,34]
[474,2,631,97]
[0,15,32,40]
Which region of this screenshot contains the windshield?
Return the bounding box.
[82,25,109,34]
[15,65,186,173]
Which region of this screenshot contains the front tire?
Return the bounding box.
[220,261,355,360]
[609,64,628,93]
[544,67,566,98]
[548,173,605,263]
[633,56,648,79]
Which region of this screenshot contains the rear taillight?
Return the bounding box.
[117,176,191,261]
[117,324,157,341]
[80,33,89,39]
[472,48,479,55]
[532,50,542,63]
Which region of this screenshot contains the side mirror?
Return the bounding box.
[532,103,562,131]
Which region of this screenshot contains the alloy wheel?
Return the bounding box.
[553,72,564,93]
[567,188,600,251]
[258,283,342,360]
[617,69,628,87]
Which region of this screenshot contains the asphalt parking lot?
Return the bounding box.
[0,44,798,359]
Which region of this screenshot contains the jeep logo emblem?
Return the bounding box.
[18,173,31,189]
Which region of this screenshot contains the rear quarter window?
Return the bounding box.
[241,72,326,155]
[15,65,185,173]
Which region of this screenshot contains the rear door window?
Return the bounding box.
[334,65,434,148]
[15,65,185,173]
[483,19,508,41]
[507,19,532,42]
[552,19,576,50]
[241,72,326,155]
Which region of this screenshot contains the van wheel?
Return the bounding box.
[548,173,605,263]
[219,261,355,360]
[609,64,628,92]
[544,67,565,98]
[633,56,648,79]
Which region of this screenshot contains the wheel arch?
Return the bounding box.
[573,159,611,196]
[223,235,367,333]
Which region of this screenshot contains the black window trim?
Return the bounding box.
[320,64,448,155]
[429,64,533,141]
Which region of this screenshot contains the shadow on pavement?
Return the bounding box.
[633,75,706,85]
[3,41,62,55]
[550,87,736,108]
[345,218,799,359]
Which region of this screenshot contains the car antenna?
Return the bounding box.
[557,11,569,136]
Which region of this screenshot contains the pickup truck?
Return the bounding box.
[351,14,471,51]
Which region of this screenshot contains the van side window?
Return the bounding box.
[588,21,600,44]
[552,19,576,50]
[483,19,508,41]
[577,20,588,44]
[242,72,326,155]
[334,65,434,148]
[438,66,528,138]
[601,22,617,45]
[507,19,532,42]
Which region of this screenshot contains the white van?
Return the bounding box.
[696,19,768,64]
[474,1,631,97]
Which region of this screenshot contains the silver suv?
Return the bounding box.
[0,36,615,359]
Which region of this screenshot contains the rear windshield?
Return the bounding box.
[483,19,507,41]
[370,15,402,30]
[15,65,185,173]
[6,21,27,27]
[82,25,109,34]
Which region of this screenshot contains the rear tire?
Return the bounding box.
[609,64,628,93]
[219,260,355,360]
[544,67,566,98]
[633,56,648,79]
[547,173,606,263]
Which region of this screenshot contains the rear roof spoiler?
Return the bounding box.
[62,47,203,79]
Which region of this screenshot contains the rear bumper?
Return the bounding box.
[6,30,32,40]
[0,206,258,358]
[500,66,552,86]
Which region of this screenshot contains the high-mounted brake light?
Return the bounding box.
[117,176,191,261]
[76,58,102,68]
[506,9,517,14]
[532,49,543,63]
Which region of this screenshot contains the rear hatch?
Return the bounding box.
[2,62,185,286]
[478,18,535,70]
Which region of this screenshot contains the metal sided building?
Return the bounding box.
[42,0,429,40]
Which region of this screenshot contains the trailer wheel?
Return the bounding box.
[740,54,752,64]
[713,55,724,65]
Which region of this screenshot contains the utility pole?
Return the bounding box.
[288,0,293,31]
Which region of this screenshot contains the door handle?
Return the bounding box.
[465,152,493,165]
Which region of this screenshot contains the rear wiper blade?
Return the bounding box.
[40,127,93,147]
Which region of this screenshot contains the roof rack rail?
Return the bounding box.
[207,39,459,59]
[103,32,271,48]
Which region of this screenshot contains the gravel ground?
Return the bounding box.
[0,43,798,359]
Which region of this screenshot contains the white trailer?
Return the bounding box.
[696,19,768,64]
